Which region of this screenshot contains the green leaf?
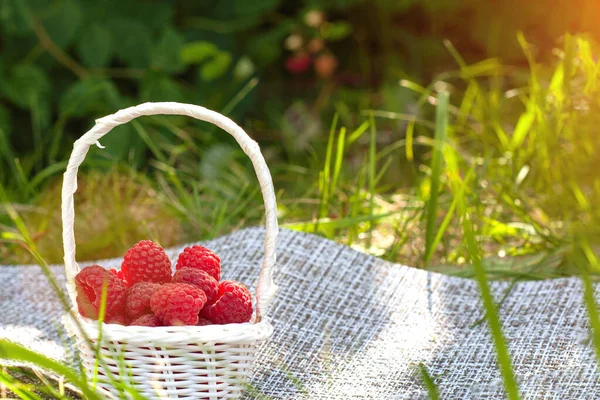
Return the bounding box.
[59,78,120,117]
[200,51,232,81]
[41,0,83,48]
[93,123,145,165]
[33,97,52,130]
[2,65,50,108]
[140,73,184,103]
[180,41,218,65]
[152,28,184,73]
[134,2,174,32]
[322,21,352,41]
[76,24,113,67]
[247,23,291,67]
[0,0,31,34]
[110,18,152,68]
[234,0,280,16]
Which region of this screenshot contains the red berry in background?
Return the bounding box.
[201,281,253,325]
[314,53,338,79]
[75,265,127,320]
[173,267,219,304]
[150,283,207,326]
[131,314,161,327]
[121,240,172,286]
[285,54,312,74]
[176,245,221,281]
[126,282,161,319]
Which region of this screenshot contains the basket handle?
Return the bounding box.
[61,102,278,322]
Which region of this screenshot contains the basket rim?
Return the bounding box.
[63,311,274,344]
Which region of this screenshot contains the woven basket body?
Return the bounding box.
[61,103,279,399]
[64,318,273,399]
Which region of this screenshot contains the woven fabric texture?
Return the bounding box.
[0,227,597,399]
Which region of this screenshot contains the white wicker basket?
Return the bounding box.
[61,102,279,399]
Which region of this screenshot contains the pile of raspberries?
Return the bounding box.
[74,241,252,327]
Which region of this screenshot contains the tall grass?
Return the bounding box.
[424,92,449,266]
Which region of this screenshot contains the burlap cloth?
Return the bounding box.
[0,228,597,399]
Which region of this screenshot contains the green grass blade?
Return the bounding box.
[317,113,339,226]
[132,120,168,164]
[0,341,102,400]
[405,120,415,161]
[510,104,535,150]
[221,77,259,116]
[0,126,29,196]
[368,114,376,245]
[517,32,540,91]
[348,166,366,245]
[92,281,110,388]
[581,270,600,360]
[0,368,43,400]
[458,202,520,399]
[374,156,393,186]
[575,240,600,364]
[362,109,435,129]
[399,79,428,96]
[331,127,346,192]
[443,39,468,69]
[418,363,440,400]
[30,367,69,400]
[284,211,402,231]
[29,98,43,172]
[26,161,68,191]
[347,121,370,146]
[425,92,449,261]
[424,167,475,266]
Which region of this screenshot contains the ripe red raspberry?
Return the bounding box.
[175,246,220,280]
[196,318,212,326]
[105,313,130,326]
[201,281,253,324]
[172,267,218,304]
[121,240,172,286]
[75,265,127,320]
[125,282,161,319]
[131,314,161,327]
[150,283,207,326]
[109,268,126,284]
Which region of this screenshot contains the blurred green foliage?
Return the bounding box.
[2,0,600,271]
[0,0,361,192]
[1,0,597,175]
